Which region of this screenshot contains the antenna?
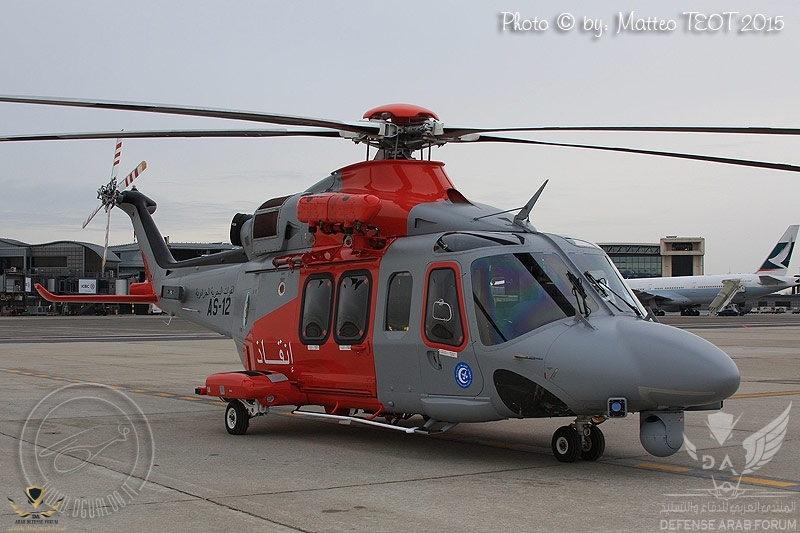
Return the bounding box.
[513,179,548,227]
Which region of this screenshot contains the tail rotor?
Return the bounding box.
[82,136,147,269]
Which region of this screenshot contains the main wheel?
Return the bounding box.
[225,400,250,435]
[551,425,581,463]
[580,425,606,461]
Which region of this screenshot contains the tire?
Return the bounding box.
[225,401,250,435]
[580,425,606,461]
[551,425,581,463]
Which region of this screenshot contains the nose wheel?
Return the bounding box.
[551,418,605,463]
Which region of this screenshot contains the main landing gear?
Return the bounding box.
[224,399,268,435]
[551,417,606,463]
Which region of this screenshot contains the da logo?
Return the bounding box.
[684,403,791,478]
[7,486,63,519]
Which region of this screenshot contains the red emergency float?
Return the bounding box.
[196,370,307,406]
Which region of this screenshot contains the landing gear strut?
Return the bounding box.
[551,417,606,463]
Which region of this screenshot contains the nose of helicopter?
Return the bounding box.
[620,318,740,407]
[545,317,740,412]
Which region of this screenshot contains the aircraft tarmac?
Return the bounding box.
[1,315,798,532]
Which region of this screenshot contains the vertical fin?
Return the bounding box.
[756,225,799,275]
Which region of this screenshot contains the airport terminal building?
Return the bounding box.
[599,236,705,279]
[0,238,235,315]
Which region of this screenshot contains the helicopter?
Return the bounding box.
[3,96,796,463]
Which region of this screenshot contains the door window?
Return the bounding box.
[334,271,371,344]
[424,267,465,347]
[300,274,333,344]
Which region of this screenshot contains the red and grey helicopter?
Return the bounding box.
[3,95,795,462]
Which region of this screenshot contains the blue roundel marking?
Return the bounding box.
[454,362,473,388]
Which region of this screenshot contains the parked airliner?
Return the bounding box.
[628,225,799,316]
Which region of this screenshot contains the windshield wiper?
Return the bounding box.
[566,271,590,318]
[584,271,643,318]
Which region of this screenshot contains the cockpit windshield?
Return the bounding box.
[568,252,648,318]
[471,253,576,346]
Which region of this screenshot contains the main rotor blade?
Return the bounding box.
[472,135,800,173]
[0,95,377,136]
[444,125,800,139]
[0,129,344,142]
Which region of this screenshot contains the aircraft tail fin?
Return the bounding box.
[116,189,178,286]
[116,189,249,287]
[756,225,799,275]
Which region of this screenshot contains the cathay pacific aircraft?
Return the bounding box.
[628,225,799,316]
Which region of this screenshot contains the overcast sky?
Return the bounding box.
[1,1,798,275]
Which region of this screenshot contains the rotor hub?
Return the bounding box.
[359,104,445,160]
[362,104,439,124]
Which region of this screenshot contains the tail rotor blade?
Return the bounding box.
[117,161,147,191]
[102,209,111,271]
[82,203,103,229]
[110,137,122,181]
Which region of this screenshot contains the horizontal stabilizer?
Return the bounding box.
[708,279,743,315]
[758,274,791,286]
[35,282,158,304]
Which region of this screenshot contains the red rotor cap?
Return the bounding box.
[362,104,439,124]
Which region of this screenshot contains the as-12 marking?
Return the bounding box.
[207,296,231,316]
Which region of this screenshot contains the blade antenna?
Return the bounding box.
[514,179,549,227]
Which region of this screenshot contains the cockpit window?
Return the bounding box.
[569,252,647,317]
[535,252,600,316]
[471,253,574,346]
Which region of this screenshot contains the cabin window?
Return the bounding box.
[300,274,334,344]
[424,267,464,347]
[471,253,572,346]
[385,272,413,331]
[334,271,371,344]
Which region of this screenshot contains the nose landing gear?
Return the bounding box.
[551,417,606,463]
